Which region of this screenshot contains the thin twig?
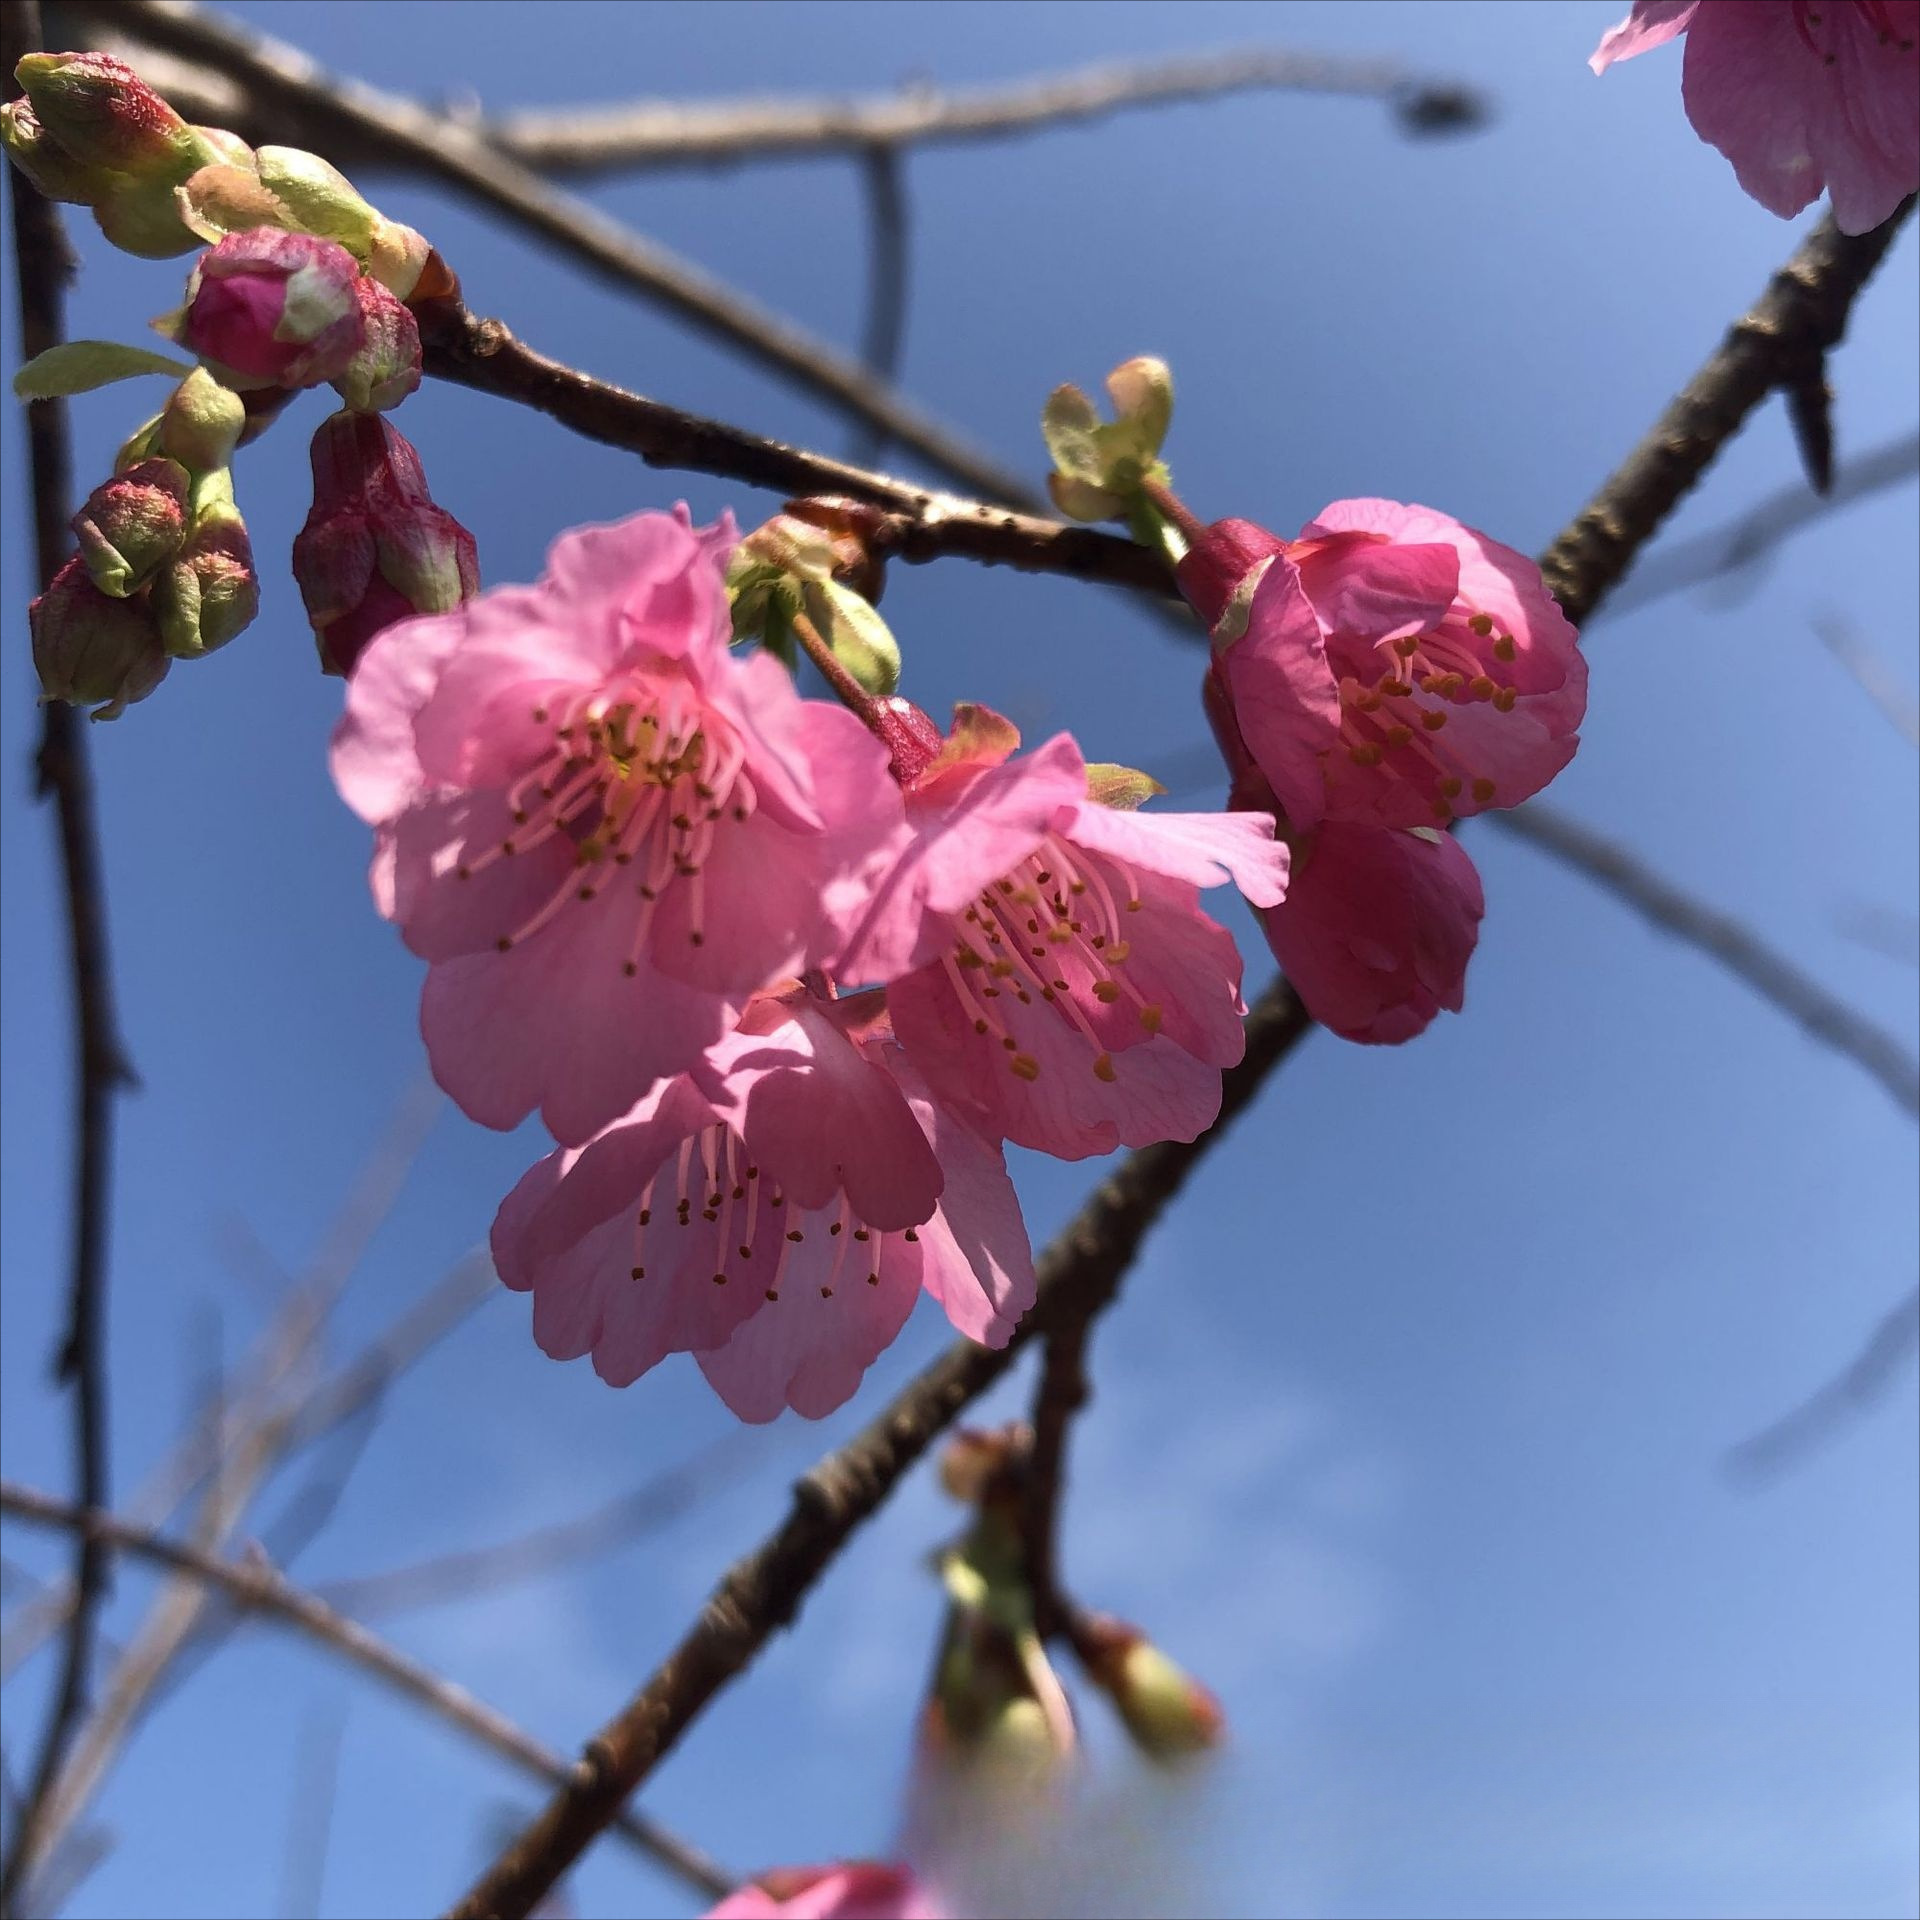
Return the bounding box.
[65,0,1040,508]
[447,205,1916,1920]
[851,145,909,468]
[0,4,135,1905]
[1489,801,1919,1119]
[1596,430,1919,621]
[413,300,1167,590]
[1725,1286,1920,1481]
[1811,612,1920,748]
[277,1704,346,1920]
[0,1483,734,1903]
[70,33,1488,176]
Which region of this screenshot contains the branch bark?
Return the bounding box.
[0,1482,734,1903]
[0,4,135,1906]
[445,201,1916,1920]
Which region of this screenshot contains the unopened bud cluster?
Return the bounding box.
[7,50,476,714]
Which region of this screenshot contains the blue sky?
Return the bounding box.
[2,4,1915,1917]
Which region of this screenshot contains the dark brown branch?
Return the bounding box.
[1489,801,1919,1119]
[1020,1321,1091,1643]
[65,0,1040,508]
[413,300,1169,592]
[68,32,1487,176]
[0,1483,734,1903]
[1596,428,1919,621]
[447,202,1918,1919]
[1538,199,1916,627]
[0,3,135,1906]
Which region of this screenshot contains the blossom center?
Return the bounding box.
[1332,608,1516,821]
[457,677,757,966]
[625,1121,906,1301]
[939,833,1162,1083]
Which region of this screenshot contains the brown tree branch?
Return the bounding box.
[0,4,135,1906]
[1489,801,1919,1120]
[0,1482,734,1903]
[851,144,908,468]
[445,202,1917,1920]
[63,0,1041,508]
[63,30,1486,176]
[1020,1322,1091,1643]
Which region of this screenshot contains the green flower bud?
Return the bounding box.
[30,555,171,719]
[156,367,248,471]
[1073,1612,1223,1761]
[152,481,259,659]
[71,457,191,597]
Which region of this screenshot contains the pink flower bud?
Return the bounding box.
[30,555,171,720]
[293,411,478,676]
[1073,1612,1224,1761]
[153,501,259,659]
[12,52,194,176]
[71,456,190,597]
[171,230,365,389]
[329,274,422,413]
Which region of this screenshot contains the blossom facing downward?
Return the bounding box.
[837,705,1290,1161]
[492,988,1034,1421]
[334,510,908,1148]
[705,1863,944,1920]
[1256,819,1485,1045]
[1180,499,1585,836]
[295,410,478,676]
[1591,1,1920,234]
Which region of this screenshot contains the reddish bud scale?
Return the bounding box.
[13,52,191,174]
[30,555,170,719]
[176,229,365,389]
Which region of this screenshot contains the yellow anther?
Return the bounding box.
[1469,675,1496,700]
[1381,677,1413,698]
[956,948,985,969]
[1420,709,1448,731]
[1439,776,1463,799]
[1106,940,1131,962]
[989,959,1015,978]
[1092,981,1120,1003]
[1471,776,1497,804]
[1139,1004,1163,1035]
[1047,924,1074,944]
[1010,1053,1041,1081]
[1393,635,1420,658]
[1492,686,1518,712]
[1092,1052,1117,1082]
[1493,634,1517,661]
[1467,613,1494,636]
[1386,724,1413,748]
[1349,743,1385,767]
[1431,800,1453,821]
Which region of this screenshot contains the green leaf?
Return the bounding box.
[13,340,196,400]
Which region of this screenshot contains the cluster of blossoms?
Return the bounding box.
[334,506,1290,1419]
[1591,0,1918,234]
[8,52,477,716]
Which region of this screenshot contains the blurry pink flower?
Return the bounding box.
[295,410,478,676]
[1178,500,1584,836]
[334,509,905,1147]
[492,987,1034,1421]
[1257,819,1485,1045]
[837,705,1289,1161]
[1591,1,1919,234]
[167,228,364,387]
[706,1862,944,1920]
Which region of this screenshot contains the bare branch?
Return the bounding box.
[312,1434,757,1621]
[276,1704,345,1920]
[65,0,1041,508]
[1020,1322,1092,1642]
[851,145,909,468]
[1597,430,1919,621]
[68,32,1487,176]
[1726,1286,1920,1481]
[0,5,135,1903]
[1488,801,1919,1119]
[1812,612,1920,747]
[0,1483,734,1903]
[448,204,1919,1919]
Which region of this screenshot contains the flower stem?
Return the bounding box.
[788,610,892,746]
[1137,474,1208,549]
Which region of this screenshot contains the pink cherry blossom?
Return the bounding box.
[491,987,1034,1422]
[1591,1,1919,234]
[1178,499,1585,836]
[705,1863,944,1920]
[837,705,1290,1161]
[1257,819,1485,1045]
[332,509,904,1146]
